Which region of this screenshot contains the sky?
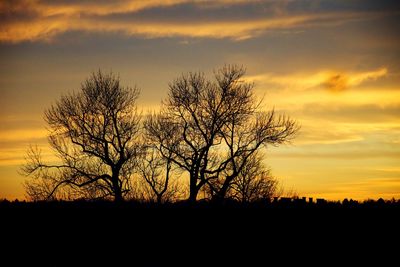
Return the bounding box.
[1,0,399,200]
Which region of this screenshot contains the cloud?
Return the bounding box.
[0,128,47,142]
[0,128,49,166]
[290,102,400,148]
[348,67,388,86]
[323,74,348,92]
[301,103,400,123]
[0,0,391,42]
[324,68,388,92]
[271,150,400,160]
[0,0,188,17]
[270,127,400,159]
[296,128,364,145]
[247,67,388,91]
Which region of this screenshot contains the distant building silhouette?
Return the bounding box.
[280,197,292,204]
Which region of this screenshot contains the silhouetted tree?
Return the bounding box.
[226,153,278,203]
[145,65,298,202]
[21,71,141,202]
[137,143,181,203]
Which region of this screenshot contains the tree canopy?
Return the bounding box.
[22,71,141,201]
[145,65,299,202]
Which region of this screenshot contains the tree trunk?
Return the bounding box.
[215,182,230,201]
[188,174,198,203]
[156,194,162,204]
[214,174,236,202]
[114,190,123,202]
[111,172,123,202]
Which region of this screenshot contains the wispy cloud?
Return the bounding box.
[0,0,388,43]
[247,67,388,91]
[0,128,47,142]
[0,0,189,16]
[324,68,388,92]
[301,102,400,123]
[0,127,48,166]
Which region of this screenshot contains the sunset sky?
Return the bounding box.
[1,0,399,200]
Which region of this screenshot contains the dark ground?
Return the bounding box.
[1,200,399,266]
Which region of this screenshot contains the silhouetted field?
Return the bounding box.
[1,199,398,266]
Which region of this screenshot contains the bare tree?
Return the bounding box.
[145,65,299,203]
[137,143,181,204]
[209,109,297,201]
[21,71,141,202]
[226,153,278,203]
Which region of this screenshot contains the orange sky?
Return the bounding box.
[1,0,399,200]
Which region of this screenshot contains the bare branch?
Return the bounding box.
[146,64,299,202]
[22,71,141,202]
